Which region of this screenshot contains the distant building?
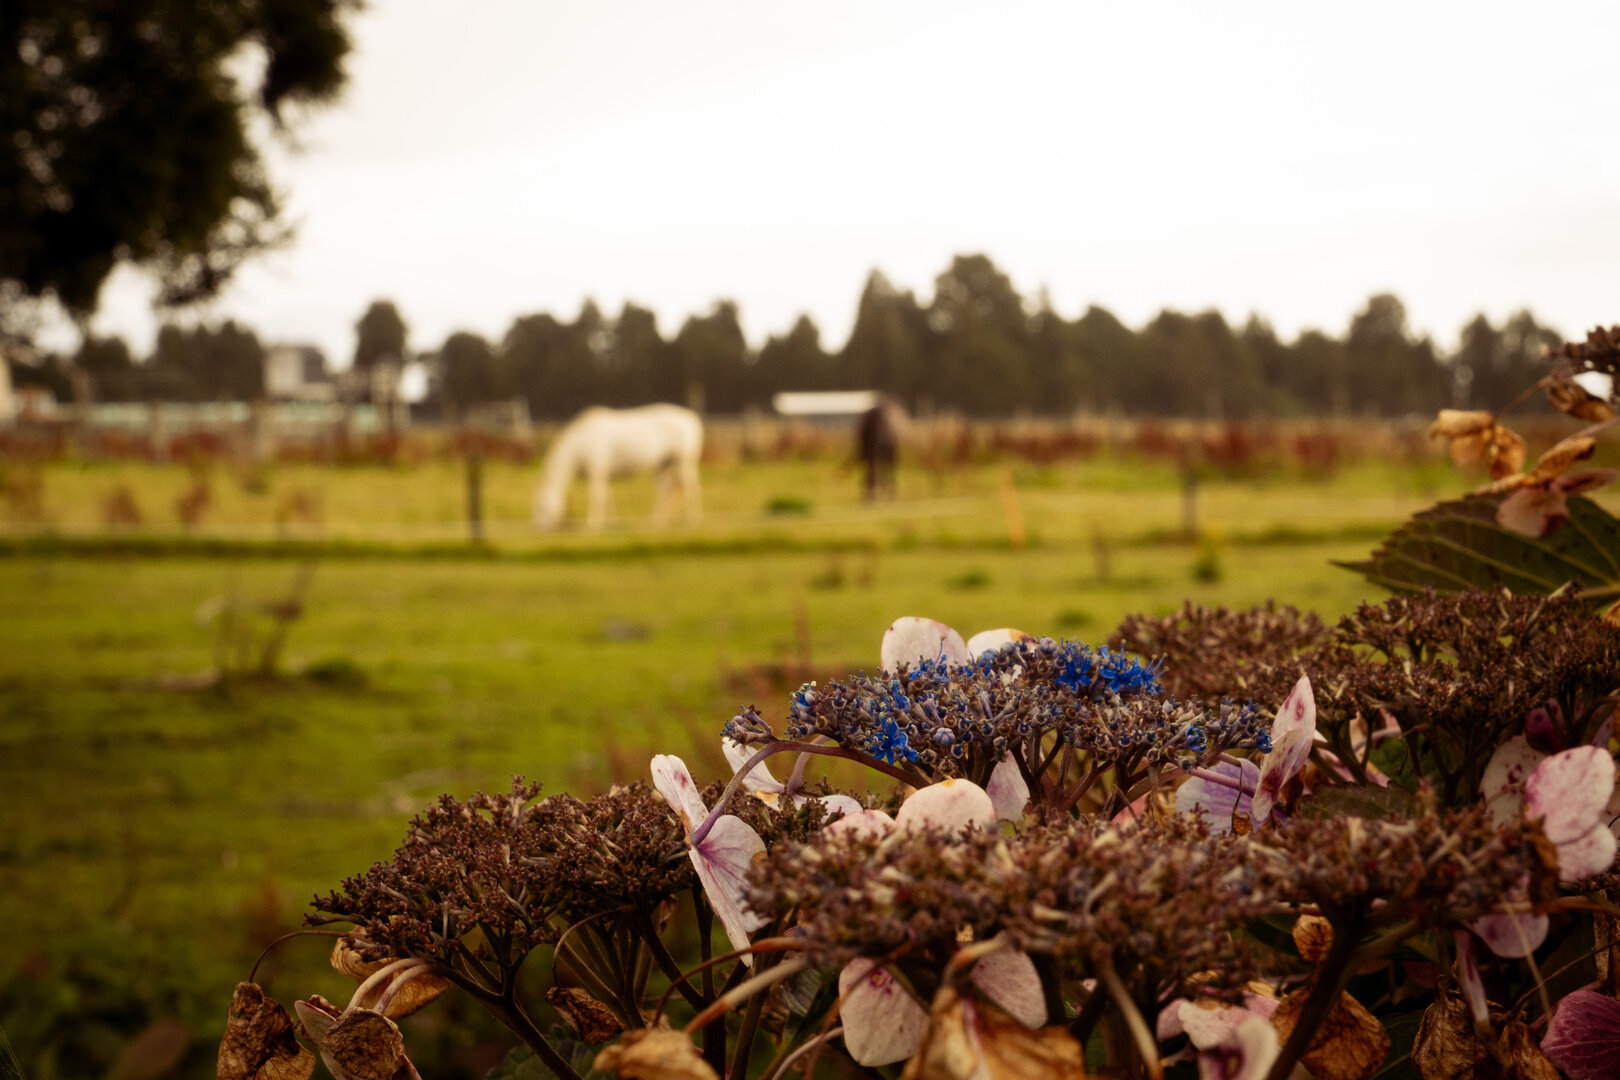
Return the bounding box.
[771,390,881,417]
[265,345,335,402]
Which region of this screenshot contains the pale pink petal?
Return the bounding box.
[894,778,997,836]
[691,815,768,963]
[965,628,1027,659]
[1176,760,1259,832]
[1271,675,1316,747]
[1156,1000,1187,1041]
[969,948,1045,1028]
[1526,745,1618,879]
[881,616,970,674]
[1541,989,1620,1080]
[1470,909,1549,959]
[1481,736,1545,826]
[838,959,928,1066]
[1454,931,1488,1023]
[810,793,867,818]
[721,737,784,800]
[1552,467,1620,495]
[1178,1000,1253,1050]
[1198,1015,1279,1080]
[824,808,895,840]
[1497,486,1568,537]
[1112,790,1153,827]
[650,754,709,835]
[985,755,1030,822]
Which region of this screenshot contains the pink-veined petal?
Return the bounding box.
[824,808,895,840]
[969,948,1045,1028]
[965,628,1027,659]
[1481,736,1546,826]
[691,815,768,964]
[1198,1014,1279,1080]
[1176,760,1259,833]
[881,617,970,674]
[1526,745,1619,879]
[986,755,1030,822]
[1251,677,1315,825]
[894,778,997,836]
[838,959,929,1066]
[650,754,710,835]
[1470,909,1549,959]
[1541,989,1620,1080]
[1497,486,1568,537]
[721,738,784,801]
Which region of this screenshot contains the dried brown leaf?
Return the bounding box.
[1547,380,1615,423]
[547,986,625,1045]
[320,1011,407,1080]
[1431,411,1496,442]
[593,1030,720,1080]
[217,983,316,1080]
[328,941,449,1019]
[898,986,1086,1080]
[1271,981,1391,1080]
[1481,1020,1559,1080]
[1293,915,1333,965]
[1527,436,1596,484]
[1487,427,1528,480]
[1412,984,1485,1080]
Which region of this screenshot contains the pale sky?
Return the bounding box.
[64,0,1620,367]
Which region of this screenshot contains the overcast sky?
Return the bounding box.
[66,0,1620,367]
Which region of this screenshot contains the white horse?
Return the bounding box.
[533,404,704,530]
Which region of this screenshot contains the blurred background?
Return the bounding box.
[4,1,1619,1076]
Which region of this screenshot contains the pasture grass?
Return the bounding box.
[0,455,1500,1075]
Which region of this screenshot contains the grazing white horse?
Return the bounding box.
[533,404,704,530]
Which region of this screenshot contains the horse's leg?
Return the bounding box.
[680,452,701,523]
[651,462,675,525]
[586,465,609,530]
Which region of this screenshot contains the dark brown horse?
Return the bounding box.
[856,398,904,500]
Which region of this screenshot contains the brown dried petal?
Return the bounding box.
[321,1010,408,1080]
[1487,427,1528,480]
[594,1030,720,1080]
[1431,410,1497,441]
[1487,1020,1559,1080]
[328,943,450,1020]
[1412,984,1485,1080]
[1526,435,1596,484]
[1547,380,1615,423]
[1293,915,1333,965]
[218,983,316,1080]
[1495,487,1569,539]
[899,986,1086,1080]
[331,939,382,980]
[547,986,625,1045]
[1272,981,1391,1080]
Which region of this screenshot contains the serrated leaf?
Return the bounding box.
[1297,784,1420,822]
[1336,494,1620,605]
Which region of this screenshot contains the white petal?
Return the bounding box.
[986,755,1031,823]
[895,778,997,836]
[650,754,709,835]
[1469,910,1549,959]
[1481,736,1545,806]
[809,793,867,818]
[838,959,929,1066]
[824,808,895,840]
[965,628,1026,659]
[881,617,970,674]
[721,737,785,798]
[691,815,768,964]
[1198,1014,1278,1080]
[1176,760,1258,833]
[970,948,1045,1028]
[1454,931,1489,1023]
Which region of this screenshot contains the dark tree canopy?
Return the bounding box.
[353,299,408,372]
[0,0,358,317]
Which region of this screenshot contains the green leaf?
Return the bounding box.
[0,1023,25,1080]
[1297,784,1420,822]
[486,1032,614,1080]
[1368,1009,1427,1080]
[1336,494,1620,605]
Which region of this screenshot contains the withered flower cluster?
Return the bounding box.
[1547,322,1620,378]
[1115,588,1620,805]
[748,816,1273,997]
[313,780,695,960]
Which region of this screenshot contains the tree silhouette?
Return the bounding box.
[0,0,358,318]
[353,300,408,373]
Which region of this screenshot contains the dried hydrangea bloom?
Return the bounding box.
[1110,600,1332,702]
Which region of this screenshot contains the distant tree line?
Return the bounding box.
[8,253,1565,418]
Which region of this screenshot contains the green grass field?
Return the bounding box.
[0,455,1552,1076]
